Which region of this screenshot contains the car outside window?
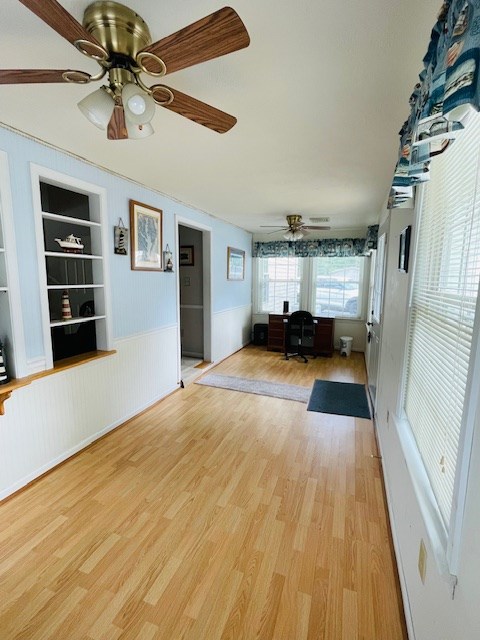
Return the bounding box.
[314,258,362,318]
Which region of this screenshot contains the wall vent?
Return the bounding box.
[309,217,330,223]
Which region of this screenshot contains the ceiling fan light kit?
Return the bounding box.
[4,0,250,139]
[77,86,115,129]
[121,82,155,125]
[283,229,304,241]
[126,120,154,139]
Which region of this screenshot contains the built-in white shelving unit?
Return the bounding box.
[32,165,112,369]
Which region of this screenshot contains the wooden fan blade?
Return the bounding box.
[142,7,250,75]
[302,225,331,230]
[260,225,288,228]
[19,0,102,49]
[159,86,236,133]
[0,69,73,84]
[107,104,128,140]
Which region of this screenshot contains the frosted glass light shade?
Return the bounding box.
[78,87,114,130]
[126,121,154,139]
[122,83,155,125]
[283,229,303,241]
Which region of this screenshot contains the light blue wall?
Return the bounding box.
[0,125,252,360]
[212,221,251,313]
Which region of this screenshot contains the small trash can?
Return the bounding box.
[340,336,353,357]
[253,323,268,346]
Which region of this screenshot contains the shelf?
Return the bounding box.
[44,251,103,260]
[47,284,104,290]
[0,248,5,253]
[0,287,7,292]
[50,314,106,328]
[42,211,101,228]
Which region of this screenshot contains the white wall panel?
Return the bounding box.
[0,325,178,500]
[212,304,252,363]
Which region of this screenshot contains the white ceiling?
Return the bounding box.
[0,0,439,237]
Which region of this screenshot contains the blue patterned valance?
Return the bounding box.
[391,0,480,201]
[253,226,378,258]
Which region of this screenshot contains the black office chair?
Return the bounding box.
[284,310,315,363]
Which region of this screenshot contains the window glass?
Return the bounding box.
[313,257,363,318]
[256,257,302,314]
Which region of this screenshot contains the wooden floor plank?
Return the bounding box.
[0,347,406,639]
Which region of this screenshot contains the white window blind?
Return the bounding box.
[372,233,386,323]
[255,257,303,313]
[404,112,480,528]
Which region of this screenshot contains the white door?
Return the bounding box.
[365,232,386,408]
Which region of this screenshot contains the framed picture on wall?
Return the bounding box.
[398,225,411,273]
[227,247,245,280]
[129,200,163,271]
[180,245,194,266]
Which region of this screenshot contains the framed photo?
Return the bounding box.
[129,200,163,271]
[227,247,245,280]
[398,225,411,273]
[180,245,194,266]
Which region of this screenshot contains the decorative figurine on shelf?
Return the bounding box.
[0,340,9,384]
[163,244,174,272]
[55,234,84,253]
[61,290,73,320]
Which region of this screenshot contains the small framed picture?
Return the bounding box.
[129,200,163,271]
[180,245,194,266]
[398,225,411,273]
[227,247,245,280]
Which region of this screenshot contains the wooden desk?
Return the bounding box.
[267,314,335,357]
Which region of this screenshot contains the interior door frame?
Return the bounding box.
[175,216,212,382]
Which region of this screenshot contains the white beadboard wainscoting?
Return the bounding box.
[212,304,252,363]
[0,324,179,500]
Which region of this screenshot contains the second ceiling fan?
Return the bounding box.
[261,214,330,240]
[0,0,250,139]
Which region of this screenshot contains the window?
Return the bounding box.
[313,257,364,318]
[254,255,367,318]
[404,112,480,530]
[256,257,303,314]
[372,233,386,323]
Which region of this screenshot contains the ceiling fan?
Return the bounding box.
[0,0,250,139]
[260,214,330,240]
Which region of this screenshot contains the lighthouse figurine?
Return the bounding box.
[0,340,9,384]
[117,227,127,254]
[62,290,73,320]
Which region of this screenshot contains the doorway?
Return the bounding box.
[177,220,212,386]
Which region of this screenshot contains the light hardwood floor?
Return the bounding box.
[0,346,406,640]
